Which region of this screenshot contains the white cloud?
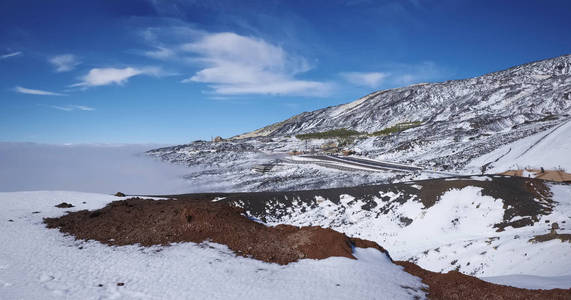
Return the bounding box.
[144,47,176,60]
[0,51,22,60]
[209,80,330,96]
[146,30,330,96]
[49,54,80,72]
[14,86,65,96]
[50,105,95,112]
[340,72,388,88]
[71,67,164,88]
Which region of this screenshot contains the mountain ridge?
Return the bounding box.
[232,54,571,139]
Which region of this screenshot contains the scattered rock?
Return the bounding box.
[114,192,126,197]
[117,282,124,286]
[32,211,40,214]
[55,202,74,208]
[529,231,571,243]
[8,219,14,222]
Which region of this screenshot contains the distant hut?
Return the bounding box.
[321,141,339,153]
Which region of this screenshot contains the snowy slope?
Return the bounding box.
[0,191,426,299]
[466,118,571,173]
[229,178,571,278]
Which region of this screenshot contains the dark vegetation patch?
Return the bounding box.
[295,128,362,140]
[44,198,389,265]
[396,261,571,299]
[293,122,422,140]
[369,121,422,136]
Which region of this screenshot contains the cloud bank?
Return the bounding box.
[0,143,193,194]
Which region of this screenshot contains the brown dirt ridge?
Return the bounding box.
[397,261,571,299]
[45,198,389,265]
[45,197,571,299]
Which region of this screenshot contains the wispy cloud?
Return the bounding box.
[143,29,331,97]
[50,105,95,112]
[340,72,388,88]
[343,62,448,89]
[71,66,164,88]
[390,61,445,85]
[144,47,176,60]
[14,86,66,96]
[49,54,80,72]
[0,51,22,60]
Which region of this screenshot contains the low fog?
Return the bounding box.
[0,143,195,195]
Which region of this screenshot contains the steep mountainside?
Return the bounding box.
[234,54,571,139]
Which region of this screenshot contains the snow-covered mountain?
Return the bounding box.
[236,54,571,139]
[148,55,571,192]
[231,54,571,170]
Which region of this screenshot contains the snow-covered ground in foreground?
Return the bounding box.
[466,118,571,173]
[0,191,426,300]
[260,183,571,279]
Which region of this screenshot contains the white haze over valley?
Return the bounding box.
[0,143,195,195]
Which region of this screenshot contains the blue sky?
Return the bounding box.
[1,0,570,144]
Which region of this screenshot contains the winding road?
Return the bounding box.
[301,155,423,172]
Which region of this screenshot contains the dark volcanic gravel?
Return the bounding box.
[157,176,557,231]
